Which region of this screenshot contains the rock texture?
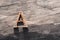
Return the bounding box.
[0,0,60,24]
[0,0,60,40]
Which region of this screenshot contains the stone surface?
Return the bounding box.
[0,0,60,40]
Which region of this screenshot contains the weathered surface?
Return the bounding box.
[0,0,60,40]
[0,0,60,24]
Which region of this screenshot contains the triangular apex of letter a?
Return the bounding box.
[16,11,27,27]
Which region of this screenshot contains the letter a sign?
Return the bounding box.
[16,11,27,27]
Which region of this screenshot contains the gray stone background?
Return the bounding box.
[0,0,60,24]
[0,0,60,40]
